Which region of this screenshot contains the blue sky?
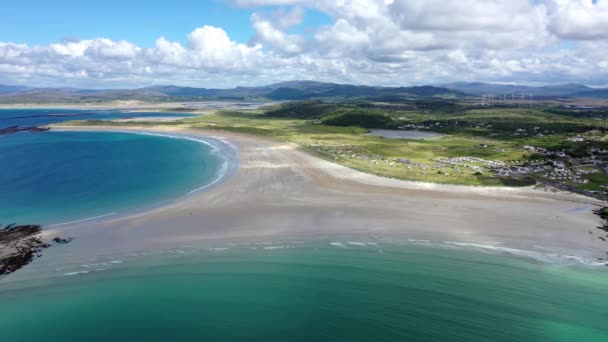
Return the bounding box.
[0,1,330,46]
[0,0,607,88]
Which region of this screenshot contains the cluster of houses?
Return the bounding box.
[541,168,589,184]
[494,162,547,177]
[433,157,505,173]
[306,142,399,167]
[513,131,608,199]
[513,126,553,137]
[306,129,607,199]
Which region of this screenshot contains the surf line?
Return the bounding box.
[49,212,117,227]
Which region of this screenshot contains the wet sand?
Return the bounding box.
[7,124,607,280]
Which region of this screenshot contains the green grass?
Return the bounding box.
[58,103,606,188]
[177,111,530,186]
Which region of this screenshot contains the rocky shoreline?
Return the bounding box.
[595,207,608,233]
[0,224,71,277]
[0,125,50,135]
[593,207,608,263]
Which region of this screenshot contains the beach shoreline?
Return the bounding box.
[3,124,607,281]
[52,124,605,201]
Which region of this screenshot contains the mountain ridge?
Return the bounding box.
[0,81,606,103]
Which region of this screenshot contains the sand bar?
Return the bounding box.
[5,124,607,280]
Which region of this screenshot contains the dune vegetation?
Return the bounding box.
[62,100,607,190]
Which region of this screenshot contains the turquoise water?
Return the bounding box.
[0,131,227,225]
[1,109,607,341]
[0,241,607,341]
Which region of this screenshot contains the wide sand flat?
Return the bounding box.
[32,125,605,266]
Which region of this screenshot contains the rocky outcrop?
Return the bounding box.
[0,224,73,277]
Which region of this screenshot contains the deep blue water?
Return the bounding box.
[0,129,227,225]
[0,109,219,225]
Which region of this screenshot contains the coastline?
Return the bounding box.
[51,125,606,201]
[3,123,607,281]
[43,129,239,227]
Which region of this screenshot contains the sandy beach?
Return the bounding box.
[4,123,592,273]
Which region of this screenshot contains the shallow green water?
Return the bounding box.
[1,242,607,341]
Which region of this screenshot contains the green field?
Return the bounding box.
[62,101,607,188]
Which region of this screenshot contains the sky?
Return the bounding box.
[1,0,608,88]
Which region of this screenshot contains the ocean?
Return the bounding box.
[1,109,607,341]
[0,239,607,341]
[0,109,227,225]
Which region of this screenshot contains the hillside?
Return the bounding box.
[441,82,608,98]
[0,81,462,104]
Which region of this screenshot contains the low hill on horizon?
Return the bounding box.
[0,80,606,104]
[440,82,608,98]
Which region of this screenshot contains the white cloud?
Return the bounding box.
[547,0,608,40]
[186,26,262,69]
[85,39,140,60]
[314,19,370,47]
[272,6,305,29]
[1,1,608,88]
[250,12,305,54]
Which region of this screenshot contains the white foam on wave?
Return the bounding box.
[346,242,368,246]
[62,267,111,276]
[442,241,607,267]
[209,247,230,252]
[263,246,293,250]
[188,159,229,194]
[63,271,89,276]
[81,260,123,268]
[210,136,238,152]
[330,242,347,248]
[120,131,235,195]
[49,212,117,227]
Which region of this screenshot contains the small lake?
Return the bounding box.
[369,129,444,140]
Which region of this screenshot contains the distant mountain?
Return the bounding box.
[441,82,608,98]
[0,80,606,104]
[0,85,31,94]
[0,81,463,103]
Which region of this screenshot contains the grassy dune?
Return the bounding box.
[59,101,606,188]
[62,109,537,186]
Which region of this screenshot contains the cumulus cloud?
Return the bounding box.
[1,0,607,88]
[547,0,608,40]
[250,12,305,54]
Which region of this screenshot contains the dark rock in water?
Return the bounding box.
[0,225,42,242]
[1,224,52,276]
[52,237,74,244]
[0,125,50,136]
[594,207,608,233]
[0,250,35,275]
